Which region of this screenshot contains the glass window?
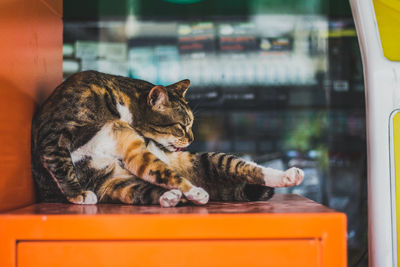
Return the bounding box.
[63,1,367,265]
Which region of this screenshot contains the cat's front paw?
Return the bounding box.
[184,186,209,205]
[159,189,182,208]
[282,167,304,187]
[67,190,98,205]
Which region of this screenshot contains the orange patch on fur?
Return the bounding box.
[90,84,107,95]
[98,177,130,201]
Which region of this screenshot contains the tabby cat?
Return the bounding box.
[31,71,304,207]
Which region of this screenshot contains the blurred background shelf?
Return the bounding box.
[62,0,367,266]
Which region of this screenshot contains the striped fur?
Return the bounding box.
[31,71,303,207]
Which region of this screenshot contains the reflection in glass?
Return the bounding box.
[63,0,367,265]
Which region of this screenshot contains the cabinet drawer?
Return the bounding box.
[18,239,320,267]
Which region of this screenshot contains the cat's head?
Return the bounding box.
[142,79,194,152]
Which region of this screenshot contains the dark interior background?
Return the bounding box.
[63,1,367,266]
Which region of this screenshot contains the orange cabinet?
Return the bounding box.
[17,239,321,267]
[18,240,320,267]
[0,194,347,267]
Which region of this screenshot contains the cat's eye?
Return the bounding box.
[158,122,187,130]
[159,122,177,127]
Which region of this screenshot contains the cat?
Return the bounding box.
[31,70,304,207]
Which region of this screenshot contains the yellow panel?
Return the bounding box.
[393,112,400,262]
[373,0,400,61]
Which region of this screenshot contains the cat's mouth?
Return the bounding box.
[169,144,188,152]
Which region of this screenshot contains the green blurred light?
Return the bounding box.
[163,0,203,4]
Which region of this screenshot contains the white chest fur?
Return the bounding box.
[117,104,133,124]
[71,124,117,169]
[71,104,133,169]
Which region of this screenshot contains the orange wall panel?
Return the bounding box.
[0,0,63,212]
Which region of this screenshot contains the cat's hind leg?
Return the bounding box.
[41,145,98,205]
[97,176,183,207]
[195,152,304,188]
[243,184,275,201]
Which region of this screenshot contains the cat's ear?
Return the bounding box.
[167,79,190,97]
[147,85,168,109]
